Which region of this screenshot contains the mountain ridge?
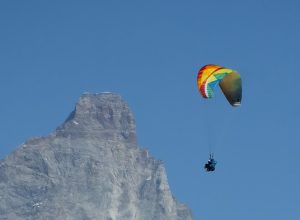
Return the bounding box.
[0,92,193,220]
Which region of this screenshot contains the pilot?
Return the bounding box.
[204,154,217,172]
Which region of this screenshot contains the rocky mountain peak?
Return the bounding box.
[0,92,193,220]
[56,92,137,144]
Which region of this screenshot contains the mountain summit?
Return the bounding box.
[56,93,137,143]
[0,93,193,220]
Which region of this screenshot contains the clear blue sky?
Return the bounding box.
[1,1,299,219]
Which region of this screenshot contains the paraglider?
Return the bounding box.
[197,64,242,106]
[197,64,242,172]
[204,154,217,172]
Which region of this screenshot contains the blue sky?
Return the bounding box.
[1,0,300,219]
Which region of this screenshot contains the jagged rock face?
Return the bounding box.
[0,93,193,220]
[56,93,137,144]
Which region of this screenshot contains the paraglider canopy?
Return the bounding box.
[197,64,242,106]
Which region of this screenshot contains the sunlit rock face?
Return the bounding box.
[0,93,193,220]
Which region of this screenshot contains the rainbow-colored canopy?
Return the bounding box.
[197,64,242,106]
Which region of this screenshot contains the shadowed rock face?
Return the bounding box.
[0,93,193,220]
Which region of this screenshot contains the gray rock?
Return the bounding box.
[0,93,193,220]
